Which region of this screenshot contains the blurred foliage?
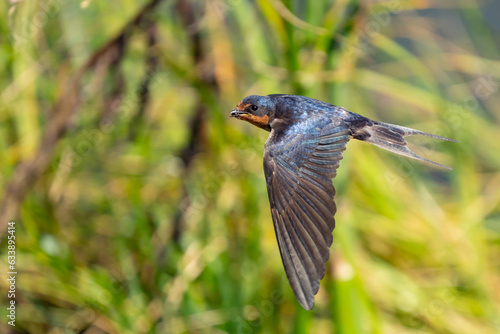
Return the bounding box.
[1,0,500,333]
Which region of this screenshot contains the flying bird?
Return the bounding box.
[229,94,456,310]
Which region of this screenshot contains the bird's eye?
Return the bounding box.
[251,105,258,111]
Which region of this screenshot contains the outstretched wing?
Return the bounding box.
[263,117,350,310]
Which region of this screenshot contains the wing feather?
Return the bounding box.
[264,118,350,310]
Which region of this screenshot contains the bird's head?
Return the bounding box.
[229,95,274,131]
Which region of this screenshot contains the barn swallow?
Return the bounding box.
[229,94,457,310]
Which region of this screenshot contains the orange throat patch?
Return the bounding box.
[237,114,270,130]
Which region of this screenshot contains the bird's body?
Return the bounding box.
[230,94,456,310]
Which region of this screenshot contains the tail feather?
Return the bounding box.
[350,119,458,170]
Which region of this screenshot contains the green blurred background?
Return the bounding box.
[1,0,500,333]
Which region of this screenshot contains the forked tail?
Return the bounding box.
[346,115,458,170]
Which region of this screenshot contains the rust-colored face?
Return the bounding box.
[230,100,270,131]
[237,114,270,130]
[236,101,249,110]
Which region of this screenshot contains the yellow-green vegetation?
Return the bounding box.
[1,0,499,333]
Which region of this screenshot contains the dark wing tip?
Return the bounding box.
[299,297,315,311]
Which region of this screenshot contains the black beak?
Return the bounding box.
[229,109,248,117]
